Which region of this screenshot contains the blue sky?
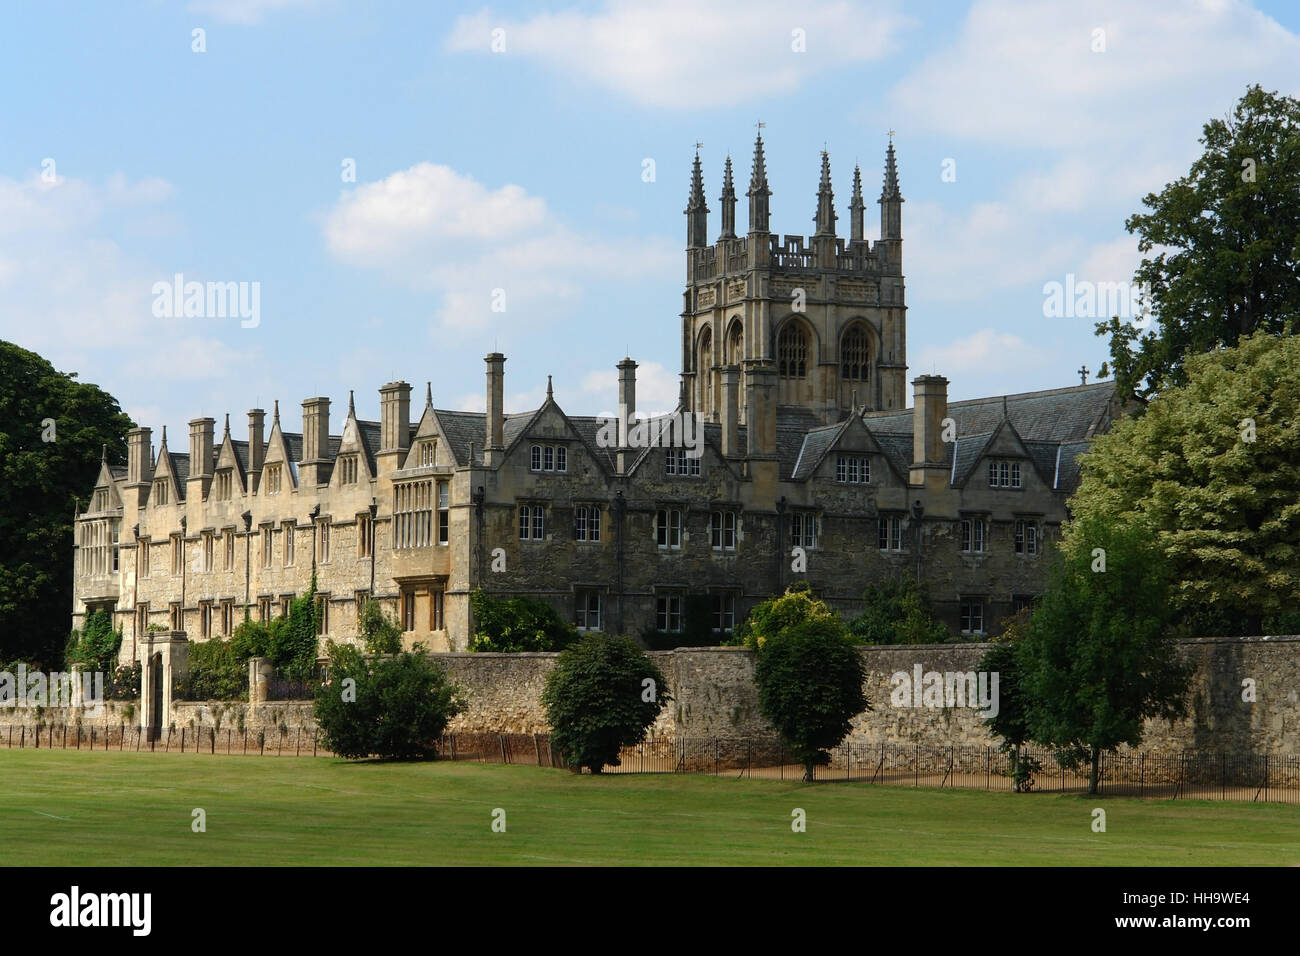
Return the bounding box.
[2,0,1298,442]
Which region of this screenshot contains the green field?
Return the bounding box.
[1,750,1296,865]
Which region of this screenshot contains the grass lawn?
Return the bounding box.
[1,750,1297,866]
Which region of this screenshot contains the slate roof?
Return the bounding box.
[863,382,1117,443]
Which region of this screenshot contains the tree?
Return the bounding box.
[541,633,669,774]
[979,611,1037,792]
[1018,514,1189,794]
[848,575,950,644]
[0,342,133,665]
[230,618,272,661]
[469,590,577,652]
[728,582,838,650]
[1097,85,1300,398]
[270,576,320,679]
[753,615,870,782]
[358,598,402,655]
[64,608,122,671]
[1069,330,1300,635]
[314,643,464,760]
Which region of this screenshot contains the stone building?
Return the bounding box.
[73,136,1124,660]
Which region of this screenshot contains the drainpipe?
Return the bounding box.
[614,490,626,634]
[368,497,378,598]
[911,499,924,586]
[242,510,252,618]
[132,524,140,664]
[775,496,787,594]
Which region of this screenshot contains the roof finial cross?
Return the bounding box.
[1078,365,1089,385]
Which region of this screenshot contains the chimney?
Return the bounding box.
[126,427,153,486]
[247,408,265,486]
[300,396,330,487]
[720,365,740,458]
[484,353,505,468]
[188,417,215,499]
[377,381,411,475]
[909,375,949,490]
[617,357,637,472]
[742,361,779,491]
[188,417,214,477]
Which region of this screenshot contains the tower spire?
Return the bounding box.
[878,137,903,242]
[718,155,736,240]
[850,163,865,242]
[685,147,709,248]
[814,150,836,237]
[747,128,771,233]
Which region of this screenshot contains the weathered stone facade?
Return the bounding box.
[72,136,1126,658]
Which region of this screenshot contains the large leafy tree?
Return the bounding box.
[0,342,133,665]
[542,633,668,774]
[1098,85,1300,398]
[1018,514,1188,794]
[469,589,576,652]
[749,591,870,782]
[1070,331,1300,634]
[314,643,464,760]
[848,575,950,644]
[728,582,837,650]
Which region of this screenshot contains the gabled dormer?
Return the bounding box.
[332,391,375,488]
[151,427,182,506]
[957,416,1048,491]
[260,401,297,496]
[212,415,247,502]
[402,384,449,470]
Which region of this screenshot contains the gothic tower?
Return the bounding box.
[681,134,907,428]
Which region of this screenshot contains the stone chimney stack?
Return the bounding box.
[126,427,153,486]
[188,418,214,477]
[720,365,740,458]
[247,408,265,490]
[300,397,331,487]
[617,357,637,473]
[377,381,412,475]
[742,360,779,493]
[188,417,215,500]
[909,375,949,490]
[484,353,505,468]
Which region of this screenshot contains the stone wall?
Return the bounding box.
[4,637,1297,759]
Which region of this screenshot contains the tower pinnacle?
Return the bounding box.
[719,155,736,240]
[814,150,836,237]
[747,130,771,233]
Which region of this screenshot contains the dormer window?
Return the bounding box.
[153,479,168,506]
[339,455,358,484]
[93,489,108,511]
[665,448,701,477]
[419,440,436,467]
[987,459,1022,489]
[530,444,567,473]
[836,455,870,483]
[214,470,233,501]
[265,463,282,494]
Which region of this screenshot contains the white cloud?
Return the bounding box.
[0,171,267,429]
[188,0,322,25]
[890,0,1300,148]
[914,328,1052,378]
[322,162,677,335]
[445,0,910,108]
[582,360,681,417]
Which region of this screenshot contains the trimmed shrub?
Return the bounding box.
[314,643,464,760]
[542,633,669,774]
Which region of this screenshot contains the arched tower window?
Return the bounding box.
[697,328,713,415]
[777,323,808,378]
[726,321,743,365]
[841,325,871,381]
